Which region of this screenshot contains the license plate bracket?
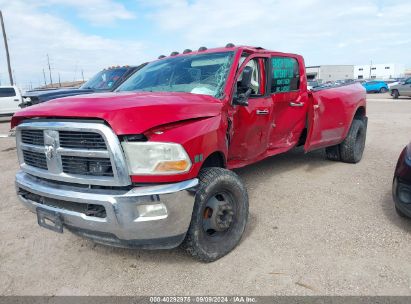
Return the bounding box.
[36,207,63,233]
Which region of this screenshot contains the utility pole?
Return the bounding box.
[73,62,78,82]
[58,72,61,87]
[0,10,14,85]
[81,69,84,82]
[369,60,373,80]
[42,68,47,87]
[47,54,53,86]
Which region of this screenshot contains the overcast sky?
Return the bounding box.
[0,0,410,89]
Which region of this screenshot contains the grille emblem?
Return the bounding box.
[45,145,55,160]
[43,130,59,165]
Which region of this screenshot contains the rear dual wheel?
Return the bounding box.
[181,167,249,262]
[326,118,367,163]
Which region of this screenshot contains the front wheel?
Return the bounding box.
[379,87,388,93]
[181,167,249,262]
[392,89,399,99]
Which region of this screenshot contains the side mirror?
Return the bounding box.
[233,66,253,106]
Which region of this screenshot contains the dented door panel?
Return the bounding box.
[268,56,308,151]
[228,55,273,162]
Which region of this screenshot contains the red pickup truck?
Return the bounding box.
[12,45,366,262]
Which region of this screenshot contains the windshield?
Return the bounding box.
[117,52,234,97]
[80,68,127,90]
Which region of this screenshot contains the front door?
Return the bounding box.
[228,55,273,164]
[0,87,18,115]
[399,78,411,95]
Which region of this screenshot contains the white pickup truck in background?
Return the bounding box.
[0,86,22,116]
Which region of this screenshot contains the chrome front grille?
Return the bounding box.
[59,131,107,150]
[16,121,131,186]
[22,150,47,170]
[61,156,113,176]
[21,130,44,146]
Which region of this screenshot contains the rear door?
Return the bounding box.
[0,87,19,115]
[268,56,308,151]
[400,78,411,95]
[370,81,379,92]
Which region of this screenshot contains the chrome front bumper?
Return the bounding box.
[15,171,198,249]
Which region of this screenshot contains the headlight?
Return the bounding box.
[121,142,192,175]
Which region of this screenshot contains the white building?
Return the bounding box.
[306,65,354,82]
[354,64,405,80]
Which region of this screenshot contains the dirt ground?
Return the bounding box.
[0,93,411,296]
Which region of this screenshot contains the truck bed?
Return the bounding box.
[305,82,367,151]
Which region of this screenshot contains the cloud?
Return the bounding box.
[0,0,147,89]
[146,0,411,66]
[0,0,410,88]
[44,0,135,25]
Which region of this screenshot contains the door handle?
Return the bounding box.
[14,99,19,102]
[256,109,269,115]
[289,101,304,107]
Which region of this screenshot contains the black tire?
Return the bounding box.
[379,87,388,93]
[339,119,367,163]
[325,145,341,161]
[395,205,408,218]
[181,167,249,262]
[392,90,399,99]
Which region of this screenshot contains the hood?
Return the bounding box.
[23,88,98,103]
[13,91,223,134]
[390,83,402,89]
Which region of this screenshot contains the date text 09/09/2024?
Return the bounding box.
[149,296,257,303]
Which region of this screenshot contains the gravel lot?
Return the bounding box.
[0,93,411,296]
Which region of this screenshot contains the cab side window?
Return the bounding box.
[405,78,411,84]
[0,88,16,97]
[271,57,300,93]
[238,58,262,96]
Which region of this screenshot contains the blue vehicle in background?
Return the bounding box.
[362,80,389,93]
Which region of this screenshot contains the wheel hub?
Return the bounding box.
[203,194,235,234]
[214,203,234,230]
